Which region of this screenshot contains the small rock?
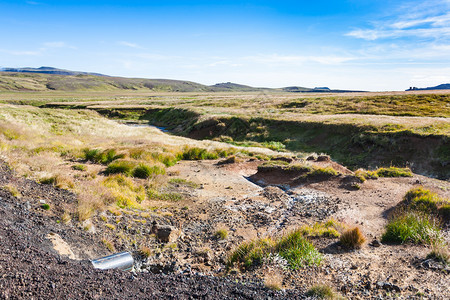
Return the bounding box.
[316,155,330,162]
[151,221,179,243]
[370,239,381,247]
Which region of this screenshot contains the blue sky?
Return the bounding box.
[1,0,450,91]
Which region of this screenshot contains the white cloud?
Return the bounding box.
[43,41,77,49]
[118,41,142,49]
[245,54,355,65]
[347,1,450,41]
[0,49,41,56]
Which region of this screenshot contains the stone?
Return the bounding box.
[316,155,330,162]
[151,221,179,243]
[370,239,381,247]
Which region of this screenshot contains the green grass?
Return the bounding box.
[214,229,228,240]
[381,211,442,244]
[306,285,343,299]
[227,238,275,269]
[275,230,323,269]
[83,148,124,165]
[178,147,219,160]
[228,229,322,270]
[147,189,183,202]
[132,163,166,178]
[299,219,344,238]
[376,167,413,177]
[105,160,136,176]
[72,164,87,171]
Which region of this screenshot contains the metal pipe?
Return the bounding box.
[91,251,134,271]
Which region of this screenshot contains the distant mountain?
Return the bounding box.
[209,82,269,92]
[282,86,363,93]
[0,66,364,93]
[0,66,106,77]
[406,84,450,91]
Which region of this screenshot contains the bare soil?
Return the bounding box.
[1,156,449,299]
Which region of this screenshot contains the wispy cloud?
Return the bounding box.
[43,41,76,49]
[347,1,450,40]
[245,54,355,65]
[0,49,41,56]
[118,41,142,49]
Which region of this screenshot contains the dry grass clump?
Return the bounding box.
[306,285,344,299]
[102,174,146,209]
[300,219,345,238]
[214,228,228,240]
[39,174,74,189]
[3,184,21,198]
[139,245,152,258]
[427,242,449,265]
[264,271,283,291]
[339,227,366,249]
[102,238,116,252]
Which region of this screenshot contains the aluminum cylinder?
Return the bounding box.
[91,251,134,271]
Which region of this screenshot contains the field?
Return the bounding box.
[0,87,449,298]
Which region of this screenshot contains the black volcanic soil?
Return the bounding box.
[0,162,304,299]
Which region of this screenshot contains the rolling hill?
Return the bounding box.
[0,67,360,93]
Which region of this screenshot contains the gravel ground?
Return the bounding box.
[0,162,306,299]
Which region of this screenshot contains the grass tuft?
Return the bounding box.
[214,229,228,240]
[178,146,218,160]
[132,163,165,179]
[306,285,343,299]
[376,166,412,177]
[72,164,87,171]
[339,227,366,249]
[382,211,442,244]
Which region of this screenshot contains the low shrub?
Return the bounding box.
[376,167,412,177]
[41,203,50,210]
[339,227,366,249]
[382,211,442,244]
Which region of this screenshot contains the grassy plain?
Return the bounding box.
[1,89,447,177]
